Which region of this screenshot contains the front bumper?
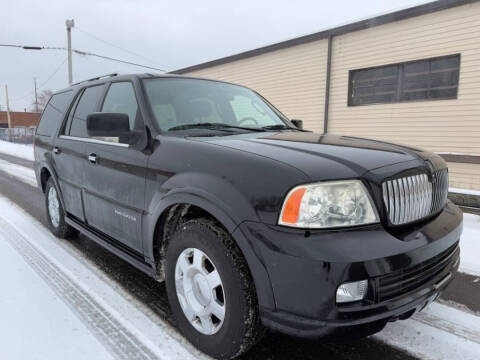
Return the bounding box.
[234,201,462,338]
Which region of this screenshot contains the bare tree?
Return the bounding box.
[30,89,54,112]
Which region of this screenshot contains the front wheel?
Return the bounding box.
[165,219,264,359]
[44,178,77,239]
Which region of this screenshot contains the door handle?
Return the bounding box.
[53,146,61,154]
[88,153,97,164]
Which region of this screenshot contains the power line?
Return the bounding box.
[73,49,164,71]
[0,43,166,71]
[9,57,68,103]
[74,26,165,69]
[37,58,68,89]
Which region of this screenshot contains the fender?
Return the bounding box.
[142,186,276,311]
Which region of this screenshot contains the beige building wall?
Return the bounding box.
[328,2,480,190]
[183,40,328,132]
[180,2,480,190]
[447,162,480,190]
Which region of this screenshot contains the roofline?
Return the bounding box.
[171,0,479,74]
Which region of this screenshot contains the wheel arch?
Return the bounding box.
[40,166,52,193]
[144,191,276,310]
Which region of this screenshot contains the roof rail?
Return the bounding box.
[72,73,118,86]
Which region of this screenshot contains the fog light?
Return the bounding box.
[336,280,368,303]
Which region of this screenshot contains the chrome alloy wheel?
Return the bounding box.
[175,248,226,335]
[47,186,60,228]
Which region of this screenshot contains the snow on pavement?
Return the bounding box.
[0,228,115,360]
[0,140,34,161]
[377,302,480,360]
[0,195,206,360]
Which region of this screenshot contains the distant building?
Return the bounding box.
[173,0,480,191]
[0,111,41,128]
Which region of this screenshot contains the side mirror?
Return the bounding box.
[291,119,303,129]
[86,112,130,137]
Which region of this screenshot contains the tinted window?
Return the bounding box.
[69,85,104,137]
[36,91,72,136]
[101,82,138,129]
[349,54,460,106]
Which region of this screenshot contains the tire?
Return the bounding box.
[165,218,264,359]
[44,177,77,239]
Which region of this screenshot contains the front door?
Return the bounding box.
[81,81,147,253]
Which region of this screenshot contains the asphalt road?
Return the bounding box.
[0,152,478,360]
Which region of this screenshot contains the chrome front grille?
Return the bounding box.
[382,169,448,225]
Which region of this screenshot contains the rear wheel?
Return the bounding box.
[45,177,77,238]
[165,218,263,359]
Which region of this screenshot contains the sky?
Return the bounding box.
[0,0,435,112]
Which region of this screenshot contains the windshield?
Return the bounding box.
[143,78,290,132]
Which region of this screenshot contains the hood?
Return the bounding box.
[193,132,444,181]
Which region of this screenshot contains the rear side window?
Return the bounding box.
[101,82,138,129]
[36,91,72,136]
[69,85,104,138]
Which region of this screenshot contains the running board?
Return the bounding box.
[65,215,157,279]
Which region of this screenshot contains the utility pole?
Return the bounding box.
[34,77,39,112]
[66,19,75,85]
[5,85,12,128]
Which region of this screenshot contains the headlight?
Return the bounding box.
[278,180,379,228]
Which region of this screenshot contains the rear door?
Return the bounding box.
[81,81,148,254]
[54,85,105,221]
[34,90,72,185]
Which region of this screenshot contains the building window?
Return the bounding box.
[348,54,460,106]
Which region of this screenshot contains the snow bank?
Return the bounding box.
[0,140,34,161]
[450,187,480,197]
[460,213,480,276]
[0,159,37,187]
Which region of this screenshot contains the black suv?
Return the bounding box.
[34,73,462,359]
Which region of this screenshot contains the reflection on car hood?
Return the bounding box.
[193,132,445,180]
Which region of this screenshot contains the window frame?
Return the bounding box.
[347,53,461,107]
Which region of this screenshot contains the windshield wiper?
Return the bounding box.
[261,124,297,130]
[168,122,266,132]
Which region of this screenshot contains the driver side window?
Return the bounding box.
[97,82,139,144]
